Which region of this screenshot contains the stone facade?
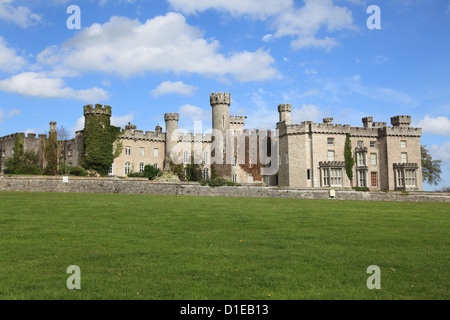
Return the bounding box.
[0,92,424,191]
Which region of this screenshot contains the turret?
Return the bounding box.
[49,121,57,133]
[278,104,292,125]
[210,92,231,132]
[362,117,373,128]
[391,115,412,129]
[164,113,179,167]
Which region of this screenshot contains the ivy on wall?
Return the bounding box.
[82,107,121,176]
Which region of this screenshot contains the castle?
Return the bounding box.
[0,92,423,191]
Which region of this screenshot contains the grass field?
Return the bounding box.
[0,191,448,300]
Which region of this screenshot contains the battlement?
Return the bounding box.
[164,113,179,122]
[229,115,247,125]
[319,161,346,167]
[391,115,412,128]
[177,132,213,143]
[393,163,419,169]
[120,129,166,142]
[125,122,137,130]
[210,92,231,107]
[278,104,292,113]
[380,126,422,137]
[83,104,112,117]
[372,122,387,128]
[323,118,334,124]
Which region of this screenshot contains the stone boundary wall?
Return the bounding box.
[1,175,449,203]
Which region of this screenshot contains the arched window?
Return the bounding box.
[139,163,145,173]
[203,168,209,179]
[125,162,131,175]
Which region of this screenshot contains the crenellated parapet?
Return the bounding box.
[119,129,166,142]
[83,104,112,117]
[177,132,213,143]
[210,92,231,107]
[380,126,422,137]
[164,113,179,122]
[278,104,292,113]
[391,115,412,128]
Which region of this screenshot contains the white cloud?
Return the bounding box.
[417,116,450,136]
[0,36,27,73]
[151,80,197,97]
[167,0,294,18]
[168,0,356,52]
[37,13,277,82]
[429,142,450,164]
[0,72,109,102]
[0,107,20,122]
[111,114,134,128]
[178,104,211,122]
[0,0,41,28]
[71,113,134,136]
[273,0,356,51]
[291,104,324,123]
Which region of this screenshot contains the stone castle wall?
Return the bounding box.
[1,175,448,203]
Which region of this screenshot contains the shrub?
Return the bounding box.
[352,186,370,192]
[69,166,87,177]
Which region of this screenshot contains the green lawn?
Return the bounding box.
[0,191,448,300]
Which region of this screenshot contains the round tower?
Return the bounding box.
[210,92,231,134]
[278,104,292,125]
[164,113,179,167]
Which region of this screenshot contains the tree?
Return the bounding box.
[421,145,442,186]
[344,133,355,187]
[185,155,202,181]
[44,130,58,175]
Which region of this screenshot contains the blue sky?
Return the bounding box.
[0,0,449,190]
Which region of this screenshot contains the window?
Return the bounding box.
[328,150,335,162]
[184,151,189,164]
[139,163,145,173]
[248,174,254,183]
[232,174,237,183]
[140,148,145,157]
[405,169,416,187]
[108,165,113,176]
[401,152,408,164]
[125,146,131,156]
[322,168,330,187]
[203,168,209,179]
[370,141,376,148]
[285,152,289,165]
[154,163,158,169]
[327,138,335,145]
[357,141,364,148]
[401,140,407,148]
[357,153,366,166]
[371,172,378,187]
[232,156,237,167]
[370,154,377,165]
[307,169,311,180]
[396,169,404,187]
[204,151,208,164]
[358,170,367,187]
[330,168,342,186]
[154,148,159,157]
[125,162,131,175]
